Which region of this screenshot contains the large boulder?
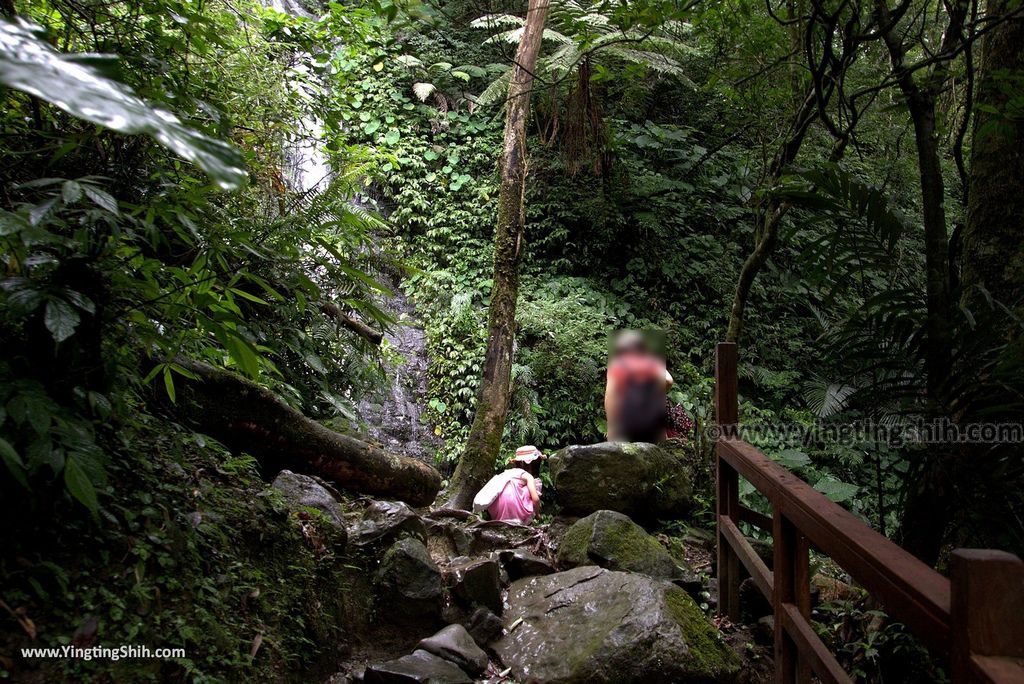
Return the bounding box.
[271,470,346,534]
[416,624,489,676]
[462,605,503,647]
[349,500,427,549]
[445,557,503,614]
[496,548,556,580]
[374,538,443,625]
[363,649,472,683]
[557,510,691,580]
[494,566,740,684]
[548,442,692,521]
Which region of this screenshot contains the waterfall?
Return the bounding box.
[264,0,443,465]
[356,278,443,464]
[263,0,329,193]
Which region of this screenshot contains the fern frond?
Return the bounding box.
[470,13,525,29]
[802,377,858,418]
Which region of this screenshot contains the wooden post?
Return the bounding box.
[795,533,812,683]
[950,549,1024,682]
[716,342,742,620]
[774,510,796,683]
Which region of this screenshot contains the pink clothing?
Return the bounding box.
[487,476,539,524]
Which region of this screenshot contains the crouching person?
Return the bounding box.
[472,446,543,524]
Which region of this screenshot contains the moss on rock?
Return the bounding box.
[549,442,693,522]
[557,510,691,580]
[664,586,742,678]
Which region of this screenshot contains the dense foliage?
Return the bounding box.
[1,0,1022,680]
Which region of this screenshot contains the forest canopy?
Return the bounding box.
[1,0,1022,680]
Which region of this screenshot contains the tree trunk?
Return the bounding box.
[442,0,550,509]
[874,0,964,564]
[962,0,1024,322]
[726,90,819,343]
[906,93,954,403]
[171,359,442,507]
[320,302,384,345]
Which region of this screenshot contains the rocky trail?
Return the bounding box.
[270,442,784,684]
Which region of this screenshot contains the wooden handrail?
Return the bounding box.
[713,341,1024,684]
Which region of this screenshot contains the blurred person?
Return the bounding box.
[604,330,673,443]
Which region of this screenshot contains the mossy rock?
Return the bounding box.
[374,537,444,626]
[494,566,740,683]
[549,442,693,523]
[557,510,692,580]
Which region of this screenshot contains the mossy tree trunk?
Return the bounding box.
[171,359,442,507]
[873,0,967,565]
[725,90,818,343]
[443,0,551,509]
[962,0,1024,323]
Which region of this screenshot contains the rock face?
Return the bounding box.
[463,606,503,646]
[497,549,556,580]
[363,648,472,684]
[271,470,346,533]
[416,624,489,676]
[548,442,692,521]
[494,566,740,684]
[349,500,427,548]
[374,538,443,625]
[445,557,503,614]
[557,510,689,580]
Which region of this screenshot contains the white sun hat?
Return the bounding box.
[512,445,543,463]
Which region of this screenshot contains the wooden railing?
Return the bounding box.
[713,341,1024,683]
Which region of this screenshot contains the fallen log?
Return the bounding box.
[170,359,441,507]
[320,303,384,346]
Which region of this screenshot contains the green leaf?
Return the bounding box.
[0,19,246,189]
[813,476,859,503]
[304,352,327,374]
[64,454,99,513]
[61,180,82,204]
[0,437,29,488]
[29,197,58,225]
[384,129,401,145]
[226,334,261,378]
[83,185,119,214]
[772,448,810,469]
[44,297,80,343]
[229,287,269,306]
[163,366,176,403]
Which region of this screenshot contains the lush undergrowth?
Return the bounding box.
[0,418,363,683]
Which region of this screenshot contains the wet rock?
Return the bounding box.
[353,284,443,465]
[811,574,859,603]
[465,519,538,554]
[494,566,740,683]
[374,538,443,625]
[497,549,556,580]
[748,536,774,569]
[423,518,475,558]
[271,470,345,533]
[739,577,772,622]
[350,500,426,549]
[557,510,691,580]
[671,572,706,600]
[755,615,775,645]
[463,605,504,647]
[548,442,692,522]
[416,624,489,676]
[363,649,472,684]
[445,557,502,614]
